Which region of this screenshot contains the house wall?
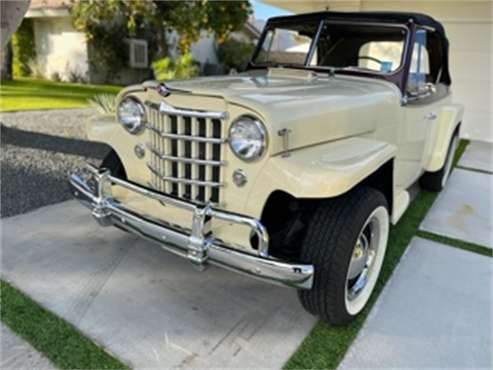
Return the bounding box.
[262,0,493,143]
[32,15,89,81]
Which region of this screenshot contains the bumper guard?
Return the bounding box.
[69,164,314,289]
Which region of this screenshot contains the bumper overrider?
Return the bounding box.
[69,164,314,289]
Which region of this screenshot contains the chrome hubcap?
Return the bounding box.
[346,216,380,302]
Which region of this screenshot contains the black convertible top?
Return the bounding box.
[269,11,447,39]
[267,11,451,86]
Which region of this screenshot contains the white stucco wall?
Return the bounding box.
[32,16,88,81]
[167,30,218,65]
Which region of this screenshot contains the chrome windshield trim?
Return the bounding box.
[147,145,226,166]
[145,101,228,120]
[147,163,224,188]
[146,124,227,144]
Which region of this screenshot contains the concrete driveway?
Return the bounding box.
[1,201,316,369]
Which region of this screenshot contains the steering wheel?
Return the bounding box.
[356,56,384,65]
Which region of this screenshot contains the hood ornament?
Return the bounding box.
[157,83,171,97]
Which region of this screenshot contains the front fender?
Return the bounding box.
[423,103,464,172]
[86,116,147,184]
[245,137,396,217]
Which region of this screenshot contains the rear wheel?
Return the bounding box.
[297,187,389,325]
[420,133,458,191]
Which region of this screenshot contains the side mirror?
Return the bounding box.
[407,82,436,101]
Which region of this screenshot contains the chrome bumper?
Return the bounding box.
[69,164,314,289]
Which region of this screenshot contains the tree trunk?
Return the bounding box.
[0,0,31,48]
[154,20,168,60]
[0,42,13,81]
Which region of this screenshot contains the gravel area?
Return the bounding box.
[0,108,97,140]
[0,124,109,218]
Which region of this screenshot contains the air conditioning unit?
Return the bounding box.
[128,39,148,69]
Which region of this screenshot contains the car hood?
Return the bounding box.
[161,68,401,155]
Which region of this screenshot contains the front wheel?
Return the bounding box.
[297,187,389,325]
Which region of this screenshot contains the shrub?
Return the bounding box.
[88,94,117,115]
[27,59,44,79]
[50,72,62,82]
[12,19,36,78]
[217,39,254,73]
[152,53,199,81]
[68,69,87,84]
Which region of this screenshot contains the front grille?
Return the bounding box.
[146,103,226,205]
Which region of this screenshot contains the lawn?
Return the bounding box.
[0,78,121,112]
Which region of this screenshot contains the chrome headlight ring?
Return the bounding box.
[228,115,268,162]
[117,97,146,134]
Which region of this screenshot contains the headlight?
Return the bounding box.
[229,115,267,162]
[117,97,146,134]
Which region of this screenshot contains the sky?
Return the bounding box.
[251,0,292,20]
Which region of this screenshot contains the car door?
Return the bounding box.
[396,29,447,189]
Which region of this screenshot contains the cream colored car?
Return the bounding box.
[70,11,463,324]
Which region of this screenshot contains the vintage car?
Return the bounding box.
[70,11,463,324]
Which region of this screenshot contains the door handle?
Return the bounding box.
[425,112,437,120]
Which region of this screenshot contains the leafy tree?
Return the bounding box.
[217,38,255,72]
[71,0,251,60]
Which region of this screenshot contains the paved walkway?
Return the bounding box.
[420,168,493,248]
[339,237,492,369]
[1,201,316,369]
[340,142,493,369]
[1,324,55,370]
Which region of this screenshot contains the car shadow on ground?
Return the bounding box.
[0,125,109,158]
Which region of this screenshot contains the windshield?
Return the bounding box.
[253,20,408,74]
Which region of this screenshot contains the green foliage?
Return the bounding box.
[89,93,117,115]
[217,39,254,72]
[12,19,35,78]
[152,53,199,81]
[71,0,251,62]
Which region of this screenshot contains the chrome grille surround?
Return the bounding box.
[145,101,227,205]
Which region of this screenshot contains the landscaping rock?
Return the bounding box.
[0,108,97,140]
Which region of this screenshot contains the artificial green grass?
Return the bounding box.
[0,78,120,112]
[0,280,129,369]
[417,230,492,257]
[285,139,471,369]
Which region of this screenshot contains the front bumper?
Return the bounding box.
[69,164,314,289]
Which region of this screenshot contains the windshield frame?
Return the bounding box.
[249,17,414,93]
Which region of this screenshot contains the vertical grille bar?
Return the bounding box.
[163,115,172,193]
[176,116,185,197]
[204,118,213,202]
[157,110,164,191]
[191,117,199,201]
